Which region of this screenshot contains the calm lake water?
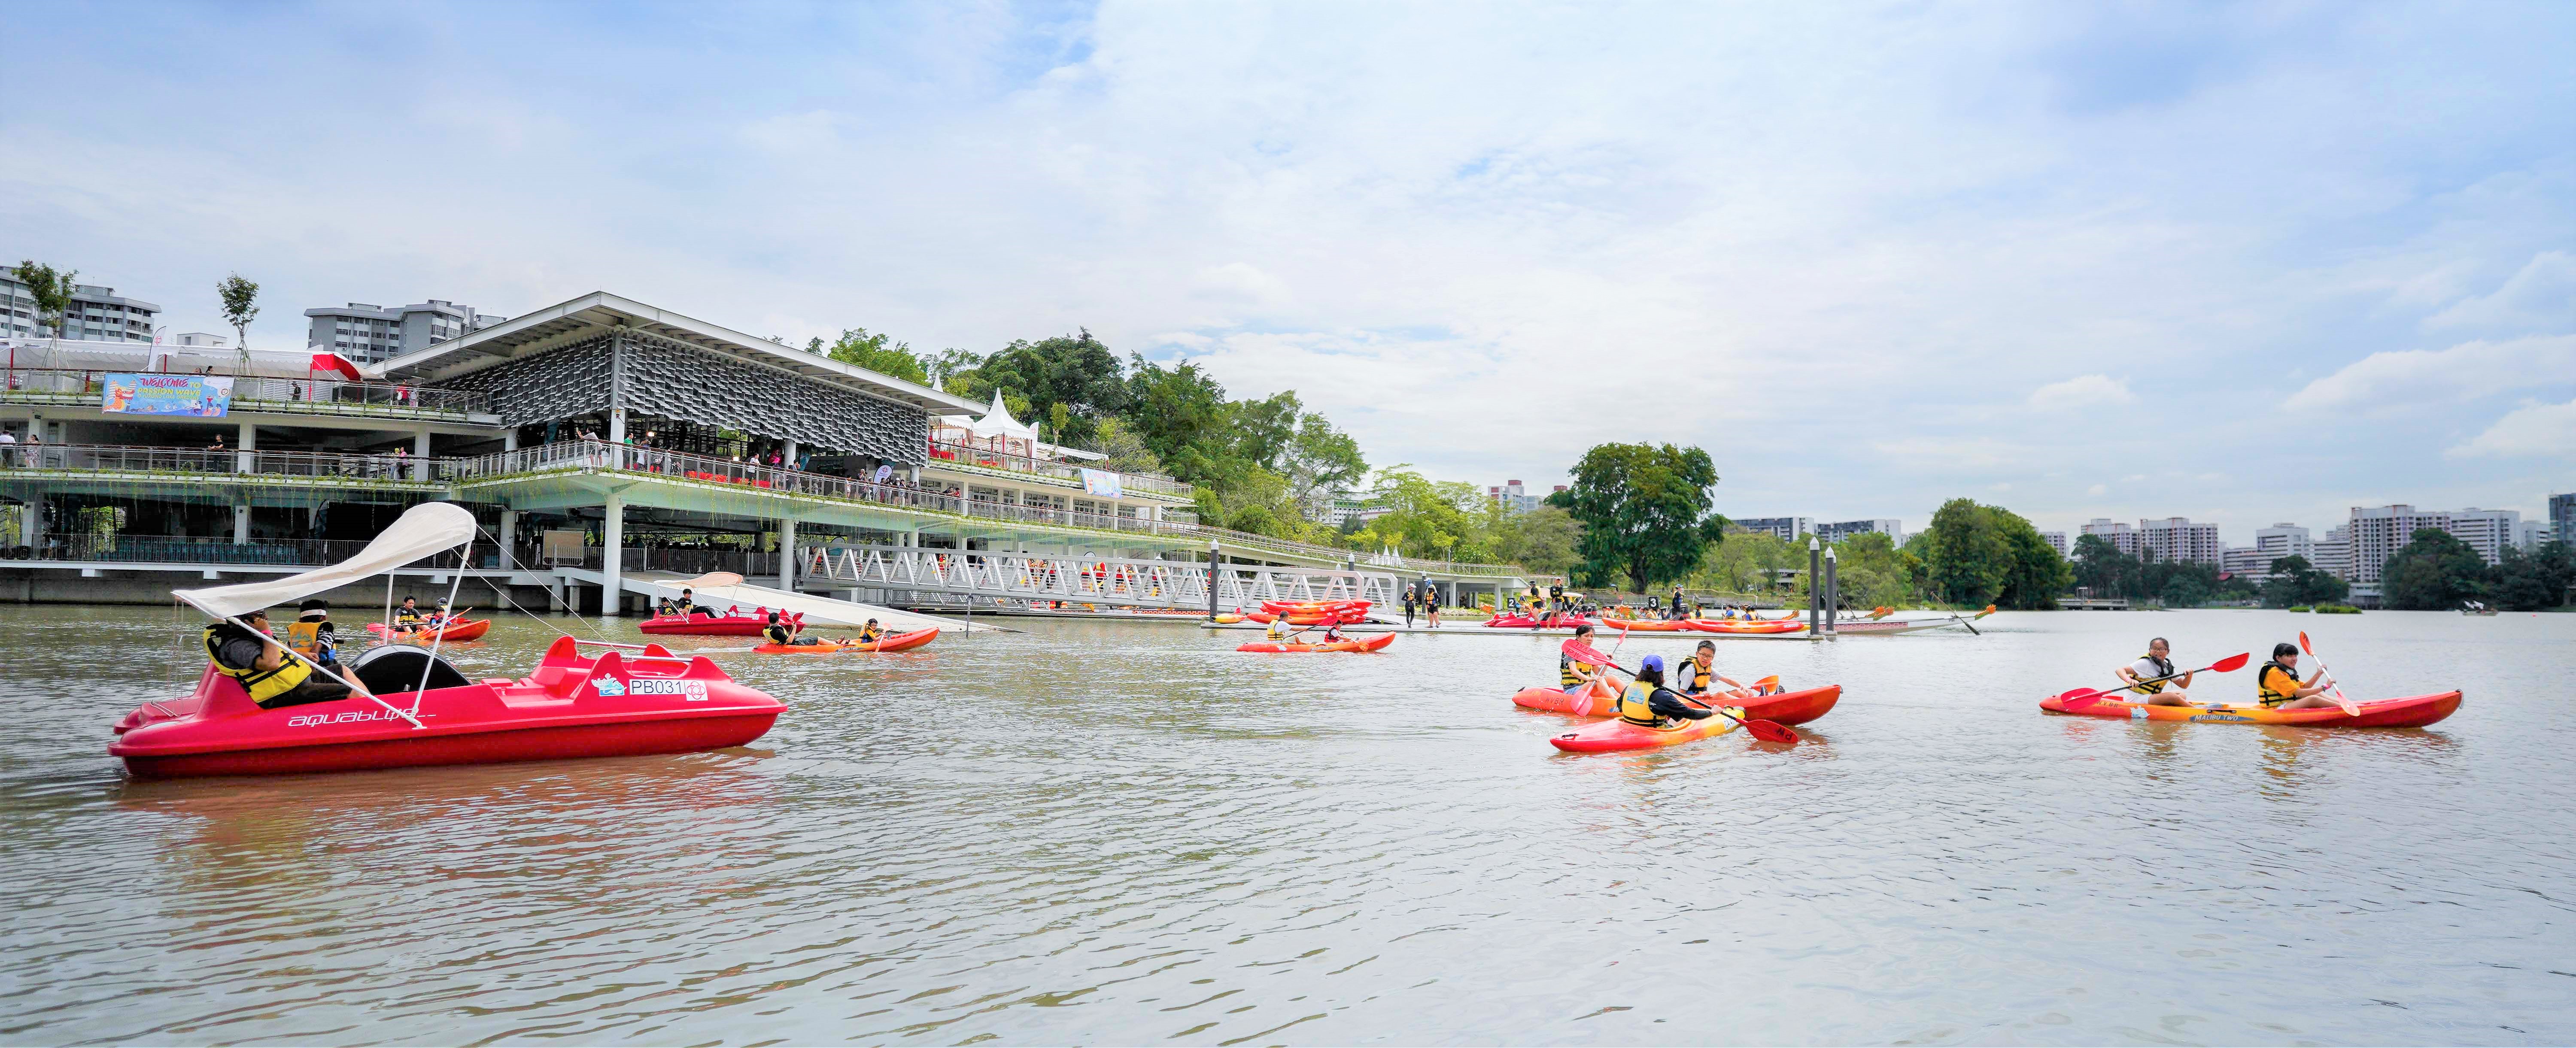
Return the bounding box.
[2,605,2570,1045]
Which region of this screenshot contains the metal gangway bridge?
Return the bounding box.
[800,545,1404,614]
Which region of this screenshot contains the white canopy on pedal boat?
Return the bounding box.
[171,503,479,619]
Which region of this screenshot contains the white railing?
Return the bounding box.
[0,367,490,416]
[4,441,438,482]
[804,545,1399,611]
[923,438,1193,498]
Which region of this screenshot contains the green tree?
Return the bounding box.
[1123,355,1234,483]
[1828,530,1923,609]
[1492,505,1581,577]
[1087,416,1165,477]
[810,327,931,385]
[2381,527,2492,609]
[2492,541,2575,611]
[1993,509,2073,609]
[1691,528,1800,595]
[13,261,78,339]
[2069,533,2137,597]
[960,330,1129,445]
[1553,442,1726,592]
[2261,555,2341,607]
[1918,498,2066,608]
[1348,468,1489,562]
[217,273,259,351]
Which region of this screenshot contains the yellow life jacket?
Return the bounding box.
[395,606,423,625]
[203,624,312,703]
[2256,661,2300,708]
[1267,618,1288,640]
[286,621,323,659]
[1618,680,1663,727]
[858,624,884,642]
[764,621,793,644]
[1683,658,1714,694]
[1560,653,1596,688]
[2129,654,2174,695]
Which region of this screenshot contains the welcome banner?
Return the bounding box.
[101,373,234,417]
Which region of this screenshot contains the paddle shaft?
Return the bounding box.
[2297,632,2357,713]
[1581,658,1793,741]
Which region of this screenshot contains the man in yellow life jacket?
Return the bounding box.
[763,609,821,647]
[206,608,357,710]
[2114,636,2196,706]
[393,596,424,628]
[2255,642,2341,709]
[1617,655,1719,729]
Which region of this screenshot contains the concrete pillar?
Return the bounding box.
[503,429,518,452]
[601,494,625,617]
[779,516,796,592]
[236,421,255,473]
[232,503,250,545]
[18,497,39,547]
[608,408,626,445]
[782,439,798,469]
[498,510,518,569]
[412,428,431,481]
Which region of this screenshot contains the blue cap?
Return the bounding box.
[1640,654,1665,673]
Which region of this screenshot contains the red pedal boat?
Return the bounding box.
[112,503,787,779]
[639,609,797,636]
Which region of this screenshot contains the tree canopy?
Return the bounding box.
[1552,442,1726,592]
[2492,541,2575,611]
[2261,555,2350,607]
[2382,527,2493,609]
[809,328,931,385]
[1916,498,2069,609]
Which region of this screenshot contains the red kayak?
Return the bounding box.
[1237,633,1396,654]
[367,618,491,642]
[640,609,796,636]
[2038,690,2461,727]
[111,636,786,779]
[1683,618,1805,634]
[1512,683,1840,725]
[752,627,939,654]
[1549,706,1747,753]
[1483,614,1595,629]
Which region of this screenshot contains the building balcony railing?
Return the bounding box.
[446,440,1523,578]
[0,442,440,482]
[922,438,1193,499]
[0,367,492,417]
[1,533,456,567]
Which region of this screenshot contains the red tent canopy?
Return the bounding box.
[309,353,362,381]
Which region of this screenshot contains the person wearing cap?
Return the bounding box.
[1616,654,1718,729]
[205,607,358,709]
[287,599,342,668]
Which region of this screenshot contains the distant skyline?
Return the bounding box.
[5,1,2570,536]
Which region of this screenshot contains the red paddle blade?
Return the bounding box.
[2298,630,2315,655]
[2209,652,2251,673]
[2055,688,2109,711]
[1561,639,1617,667]
[1746,719,1798,744]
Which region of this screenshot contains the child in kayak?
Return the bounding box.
[1676,640,1757,697]
[2256,642,2341,709]
[1617,655,1718,729]
[1560,624,1615,700]
[2114,637,2196,707]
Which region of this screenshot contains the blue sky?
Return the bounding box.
[5,1,2571,543]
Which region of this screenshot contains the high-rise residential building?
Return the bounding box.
[1486,480,1552,515]
[1817,518,1905,546]
[2514,519,2546,551]
[2253,523,2313,562]
[2552,493,2575,545]
[2445,508,2523,565]
[2139,517,2224,565]
[2313,525,2352,580]
[2345,505,2454,584]
[171,332,230,348]
[2038,530,2069,556]
[304,299,504,363]
[0,270,160,343]
[2081,518,2139,556]
[2223,546,2281,581]
[1735,517,1812,542]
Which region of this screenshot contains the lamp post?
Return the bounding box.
[1207,538,1221,621]
[1807,536,1821,636]
[1824,545,1839,639]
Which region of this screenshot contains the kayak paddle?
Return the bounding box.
[2057,652,2250,712]
[2296,631,2361,715]
[1560,639,1798,744]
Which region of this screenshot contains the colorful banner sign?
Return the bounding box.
[1079,467,1123,499]
[100,373,234,417]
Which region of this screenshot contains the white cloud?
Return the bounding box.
[2448,398,2576,458]
[2425,251,2576,333]
[2087,484,2108,496]
[2285,334,2576,412]
[2028,374,2133,407]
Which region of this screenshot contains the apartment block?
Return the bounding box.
[2313,525,2352,580]
[2081,518,2139,556]
[0,270,160,343]
[304,299,503,363]
[1485,480,1558,516]
[1817,518,1905,546]
[2551,492,2573,545]
[1735,517,1812,542]
[2139,516,2224,565]
[2038,530,2068,556]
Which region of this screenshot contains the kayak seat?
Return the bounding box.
[349,644,474,695]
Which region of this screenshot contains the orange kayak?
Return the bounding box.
[368,618,491,643]
[1236,633,1395,654]
[752,627,939,654]
[1513,683,1840,725]
[2039,690,2460,727]
[1549,706,1746,752]
[1599,617,1691,632]
[1684,618,1804,634]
